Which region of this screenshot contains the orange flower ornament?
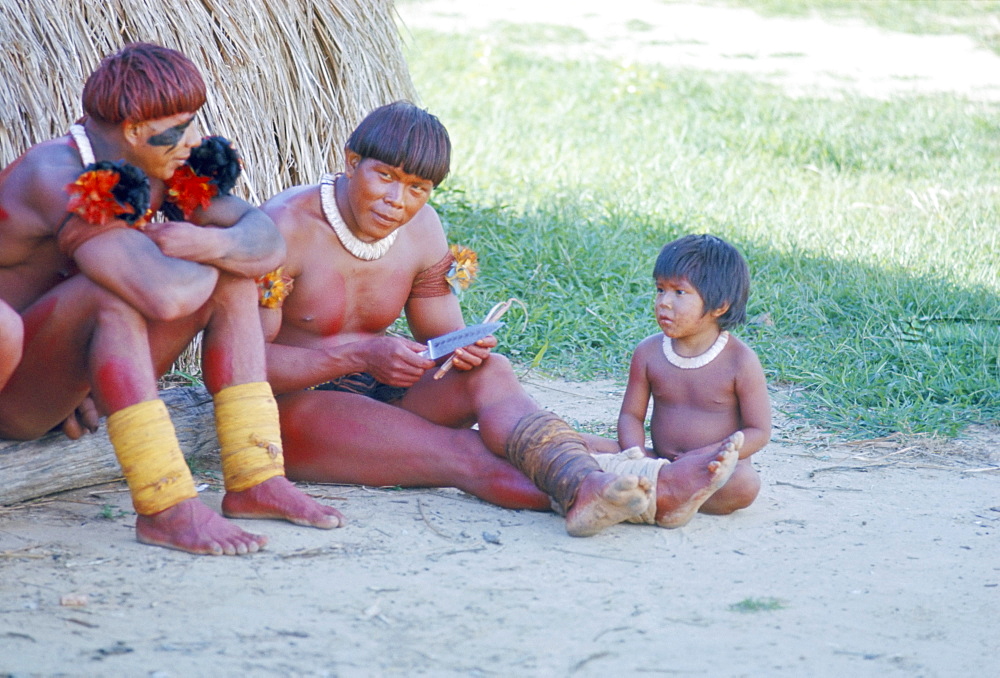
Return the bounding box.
[65,161,150,227]
[447,244,479,296]
[163,165,217,220]
[256,267,294,309]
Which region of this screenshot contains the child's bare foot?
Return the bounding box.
[221,476,345,529]
[655,432,741,528]
[564,472,652,537]
[135,498,267,556]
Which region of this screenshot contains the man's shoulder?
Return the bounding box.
[1,138,82,225]
[401,203,448,264]
[627,334,664,369]
[396,201,443,237]
[262,184,320,218]
[5,138,81,183]
[262,184,325,238]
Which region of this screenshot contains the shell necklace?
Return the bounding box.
[69,124,96,164]
[319,173,397,261]
[662,331,729,369]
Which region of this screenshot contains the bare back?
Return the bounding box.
[0,137,87,310]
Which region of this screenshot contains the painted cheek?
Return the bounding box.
[95,360,147,412]
[202,346,234,394]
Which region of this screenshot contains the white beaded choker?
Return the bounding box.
[69,124,96,164]
[319,173,397,261]
[662,331,729,369]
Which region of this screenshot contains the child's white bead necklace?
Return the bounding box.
[662,331,729,369]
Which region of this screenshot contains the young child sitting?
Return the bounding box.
[599,234,770,526]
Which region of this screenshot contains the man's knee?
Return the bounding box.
[206,275,260,318]
[462,351,524,396]
[93,286,150,330]
[213,274,258,303]
[477,351,515,378]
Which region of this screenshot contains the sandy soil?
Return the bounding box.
[2,377,997,677]
[2,3,999,677]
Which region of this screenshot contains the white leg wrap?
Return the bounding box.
[593,447,666,524]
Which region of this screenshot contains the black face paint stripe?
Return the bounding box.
[147,120,192,148]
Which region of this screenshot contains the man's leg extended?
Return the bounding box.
[277,385,551,510]
[401,354,652,536]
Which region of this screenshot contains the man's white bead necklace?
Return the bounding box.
[319,173,397,261]
[69,124,96,164]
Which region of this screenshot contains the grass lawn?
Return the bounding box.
[399,0,1000,439]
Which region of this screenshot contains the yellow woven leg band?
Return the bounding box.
[106,399,198,516]
[214,381,285,493]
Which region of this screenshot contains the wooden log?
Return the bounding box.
[0,387,219,506]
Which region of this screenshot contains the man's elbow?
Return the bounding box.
[256,235,287,275]
[236,228,286,278]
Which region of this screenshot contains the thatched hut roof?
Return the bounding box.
[0,0,417,202]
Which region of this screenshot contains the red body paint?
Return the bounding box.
[202,346,233,394]
[95,359,147,412]
[20,297,58,345]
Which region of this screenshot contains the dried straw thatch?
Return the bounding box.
[0,0,417,377]
[0,0,417,202]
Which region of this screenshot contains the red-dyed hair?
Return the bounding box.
[82,43,207,125]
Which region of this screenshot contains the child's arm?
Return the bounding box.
[733,346,772,459]
[617,343,653,453]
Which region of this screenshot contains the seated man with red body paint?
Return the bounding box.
[257,101,738,536]
[0,42,341,555]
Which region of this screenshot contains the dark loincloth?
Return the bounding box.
[308,372,408,403]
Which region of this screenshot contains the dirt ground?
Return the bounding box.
[2,2,999,677]
[2,377,997,677]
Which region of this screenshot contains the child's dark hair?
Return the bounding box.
[346,101,451,187]
[654,234,749,330]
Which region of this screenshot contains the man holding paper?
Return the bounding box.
[258,102,736,536]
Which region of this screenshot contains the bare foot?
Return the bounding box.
[135,498,267,556]
[655,432,741,528]
[222,476,345,529]
[564,472,653,537]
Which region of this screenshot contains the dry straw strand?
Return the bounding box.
[1,0,418,378]
[0,0,417,202]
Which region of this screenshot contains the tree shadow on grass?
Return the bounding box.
[434,190,999,439]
